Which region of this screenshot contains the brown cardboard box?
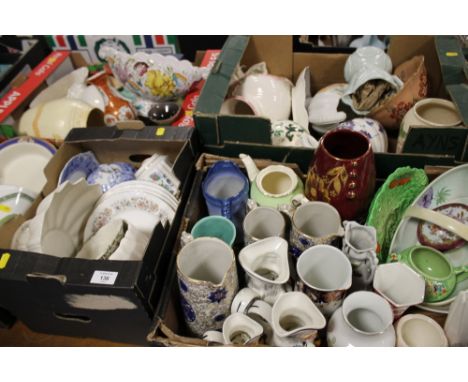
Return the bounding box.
[0,125,198,344]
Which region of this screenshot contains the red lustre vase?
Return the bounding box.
[305,129,376,221]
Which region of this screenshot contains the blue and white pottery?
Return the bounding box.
[177,237,238,337]
[336,118,388,153]
[87,162,135,193]
[58,151,100,185]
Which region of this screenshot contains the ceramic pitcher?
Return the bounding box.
[239,237,291,305]
[342,220,379,289]
[202,160,250,235]
[177,237,239,337]
[305,129,376,221]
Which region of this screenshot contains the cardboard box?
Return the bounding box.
[0,36,51,99]
[194,35,467,162]
[147,148,455,346]
[0,125,198,345]
[0,50,80,127]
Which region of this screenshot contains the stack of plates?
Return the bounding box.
[83,180,179,241]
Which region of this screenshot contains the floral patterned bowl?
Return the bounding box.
[100,47,209,102]
[368,55,428,130]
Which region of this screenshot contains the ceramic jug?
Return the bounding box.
[202,161,250,235]
[305,129,376,220]
[270,292,326,346]
[327,291,395,347]
[239,154,304,209]
[444,291,468,346]
[88,71,137,126]
[342,220,379,289]
[238,237,291,305]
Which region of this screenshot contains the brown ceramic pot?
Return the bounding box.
[369,55,428,130]
[305,129,376,220]
[88,71,136,126]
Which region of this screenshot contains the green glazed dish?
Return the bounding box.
[366,167,428,262]
[389,245,468,303]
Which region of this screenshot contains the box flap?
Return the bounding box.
[196,36,250,115]
[435,36,466,85]
[447,83,468,126]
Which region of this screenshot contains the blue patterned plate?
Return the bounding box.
[58,151,100,185]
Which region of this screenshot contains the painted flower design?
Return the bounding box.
[417,187,433,208]
[179,279,188,293]
[299,237,311,247]
[208,288,227,303]
[145,69,176,98]
[435,187,450,205]
[290,246,302,259]
[419,72,428,98]
[390,101,413,123]
[214,314,225,322]
[180,296,196,322]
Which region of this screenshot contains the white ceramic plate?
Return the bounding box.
[0,185,37,225]
[0,137,56,194]
[83,187,176,241]
[104,181,179,210]
[390,164,468,314]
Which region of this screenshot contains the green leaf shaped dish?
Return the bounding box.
[366,167,428,263]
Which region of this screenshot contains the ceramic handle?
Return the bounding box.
[246,300,272,325]
[454,265,468,283]
[404,206,468,241]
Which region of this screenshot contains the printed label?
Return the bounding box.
[156,127,165,136]
[90,270,118,285]
[446,52,459,57]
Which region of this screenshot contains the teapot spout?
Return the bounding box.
[239,153,259,182]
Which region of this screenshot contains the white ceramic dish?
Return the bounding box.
[0,137,56,194]
[390,163,468,313]
[76,219,148,261]
[0,185,37,225]
[83,185,176,241]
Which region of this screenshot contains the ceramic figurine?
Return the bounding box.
[88,71,137,126]
[305,129,376,221]
[327,291,395,347]
[239,154,304,209]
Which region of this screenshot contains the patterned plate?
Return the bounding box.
[83,188,176,241]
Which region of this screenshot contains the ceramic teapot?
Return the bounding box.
[239,154,304,208]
